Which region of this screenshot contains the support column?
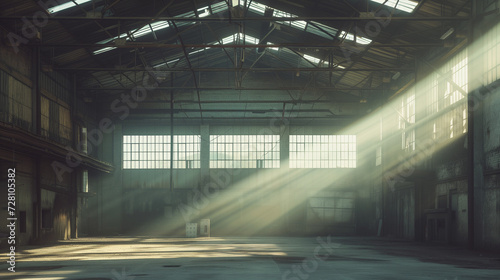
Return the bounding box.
[34,157,41,241]
[200,124,210,179]
[280,124,289,169]
[31,47,42,240]
[468,0,484,249]
[169,73,174,192]
[100,123,123,234]
[71,75,78,239]
[279,124,290,231]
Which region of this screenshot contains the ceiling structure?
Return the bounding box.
[0,0,471,123]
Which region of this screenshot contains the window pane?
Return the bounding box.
[122,135,200,169]
[289,135,356,169]
[210,135,280,168]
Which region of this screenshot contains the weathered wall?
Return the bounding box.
[482,85,500,248]
[0,39,97,244]
[92,121,362,237]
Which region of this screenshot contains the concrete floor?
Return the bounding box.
[1,236,499,280]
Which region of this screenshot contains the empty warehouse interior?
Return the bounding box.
[1,0,500,279]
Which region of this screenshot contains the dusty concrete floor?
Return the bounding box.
[0,236,499,279]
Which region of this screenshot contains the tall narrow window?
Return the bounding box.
[82,170,88,193]
[376,146,382,166]
[398,89,416,152]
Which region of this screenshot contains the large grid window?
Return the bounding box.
[0,71,32,132]
[123,135,200,169]
[289,135,356,168]
[210,135,280,168]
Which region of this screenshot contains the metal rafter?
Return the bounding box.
[34,42,443,49]
[57,67,414,72]
[0,16,471,21]
[168,16,203,120]
[80,86,384,91]
[331,0,410,89]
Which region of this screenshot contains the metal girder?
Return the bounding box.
[127,116,355,120]
[168,19,203,120]
[80,86,380,91]
[57,67,414,72]
[36,43,443,49]
[132,109,341,114]
[0,16,471,21]
[120,100,359,104]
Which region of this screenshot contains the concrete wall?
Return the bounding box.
[0,151,74,245]
[0,39,109,245]
[482,85,500,248]
[360,0,500,249]
[471,0,500,249]
[0,153,34,246]
[88,120,362,237]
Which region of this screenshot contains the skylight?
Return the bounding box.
[222,35,234,45]
[189,48,206,55]
[93,34,125,55]
[92,2,227,55]
[133,21,170,38]
[249,2,266,15]
[241,33,259,44]
[93,46,116,55]
[370,0,418,13]
[197,6,210,18]
[167,58,180,65]
[267,42,279,51]
[274,10,294,24]
[273,9,307,31]
[211,2,227,14]
[153,58,181,68]
[175,10,196,27]
[303,54,345,69]
[93,21,170,55]
[221,33,260,45]
[303,54,322,64]
[48,0,93,14]
[292,20,307,30]
[254,1,370,46]
[339,31,372,45]
[306,21,338,39]
[153,62,166,68]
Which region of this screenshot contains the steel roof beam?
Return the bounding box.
[0,16,471,21]
[80,86,381,91]
[132,109,339,113]
[36,43,442,49]
[58,67,413,72]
